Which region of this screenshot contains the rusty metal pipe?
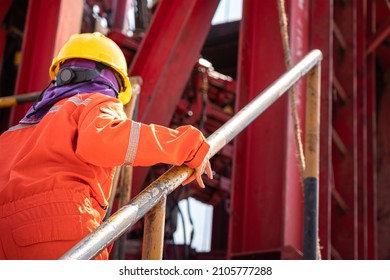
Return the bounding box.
[303,64,321,260]
[60,165,194,260]
[142,194,167,260]
[0,91,40,108]
[59,49,323,260]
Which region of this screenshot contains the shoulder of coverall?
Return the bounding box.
[58,92,127,120]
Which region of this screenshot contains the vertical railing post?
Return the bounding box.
[303,63,321,259]
[142,194,167,260]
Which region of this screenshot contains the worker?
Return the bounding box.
[0,32,213,260]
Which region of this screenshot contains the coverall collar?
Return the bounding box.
[20,59,119,124]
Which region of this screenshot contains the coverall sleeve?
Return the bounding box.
[75,95,210,169]
[133,123,210,169]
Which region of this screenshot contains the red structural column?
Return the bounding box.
[0,0,12,73]
[356,0,368,260]
[129,0,220,194]
[10,0,83,126]
[228,0,302,259]
[365,0,377,260]
[310,0,333,260]
[0,28,6,79]
[284,0,310,257]
[0,0,12,23]
[332,0,358,259]
[109,0,131,31]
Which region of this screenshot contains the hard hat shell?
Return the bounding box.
[50,32,131,104]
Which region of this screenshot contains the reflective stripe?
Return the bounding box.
[67,96,92,106]
[125,121,140,164]
[6,123,36,132]
[6,97,93,132]
[48,105,62,113]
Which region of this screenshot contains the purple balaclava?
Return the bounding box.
[20,58,120,124]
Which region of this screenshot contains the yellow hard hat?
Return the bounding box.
[50,32,132,104]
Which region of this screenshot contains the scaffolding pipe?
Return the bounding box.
[0,91,40,108]
[141,194,167,259]
[59,49,323,260]
[303,64,321,260]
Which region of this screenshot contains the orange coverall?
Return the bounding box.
[0,93,209,260]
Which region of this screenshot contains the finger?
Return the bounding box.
[196,173,206,189]
[205,160,213,179]
[182,173,196,186]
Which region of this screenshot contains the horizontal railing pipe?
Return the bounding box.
[206,49,322,158]
[59,49,323,260]
[0,91,41,108]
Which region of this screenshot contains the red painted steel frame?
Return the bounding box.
[365,0,377,260]
[284,0,309,257]
[109,0,131,31]
[0,29,6,80]
[10,0,83,126]
[310,0,333,260]
[0,0,12,24]
[356,0,368,260]
[228,0,304,259]
[332,0,358,259]
[366,16,390,55]
[129,0,220,195]
[0,0,11,77]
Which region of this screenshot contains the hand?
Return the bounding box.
[182,157,213,188]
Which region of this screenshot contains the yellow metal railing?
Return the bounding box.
[1,50,322,260]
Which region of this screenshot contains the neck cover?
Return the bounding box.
[20,59,120,124]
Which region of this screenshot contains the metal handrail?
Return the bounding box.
[59,49,323,260]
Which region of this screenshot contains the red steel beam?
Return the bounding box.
[0,0,12,24]
[0,0,11,94]
[11,0,83,126]
[129,0,220,195]
[356,0,368,260]
[310,0,333,260]
[282,0,310,257]
[365,0,377,260]
[366,15,390,55]
[374,0,390,260]
[0,28,6,80]
[109,0,131,31]
[228,0,301,259]
[332,0,358,259]
[85,0,130,30]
